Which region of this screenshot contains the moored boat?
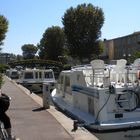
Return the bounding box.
[18,68,56,93]
[51,59,140,140]
[6,68,19,79]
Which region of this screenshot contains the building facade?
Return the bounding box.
[103,32,140,61]
[0,53,11,64]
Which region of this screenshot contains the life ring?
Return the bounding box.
[117,90,140,112]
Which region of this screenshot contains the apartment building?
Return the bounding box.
[103,32,140,61]
[0,53,11,64]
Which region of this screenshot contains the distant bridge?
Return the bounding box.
[8,59,63,68]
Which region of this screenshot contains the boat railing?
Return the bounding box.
[71,64,91,70]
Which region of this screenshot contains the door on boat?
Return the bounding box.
[88,97,95,116]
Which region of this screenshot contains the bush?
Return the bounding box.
[63,64,71,70]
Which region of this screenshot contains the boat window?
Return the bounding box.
[24,72,33,79]
[39,72,42,78]
[65,76,70,86]
[64,76,72,95]
[44,72,53,78]
[11,71,18,75]
[35,72,38,79]
[88,97,95,115]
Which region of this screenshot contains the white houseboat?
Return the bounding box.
[51,59,140,140]
[18,68,56,93]
[6,68,19,79]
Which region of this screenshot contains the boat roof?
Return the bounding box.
[21,68,53,72]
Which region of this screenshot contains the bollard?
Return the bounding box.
[43,82,51,109]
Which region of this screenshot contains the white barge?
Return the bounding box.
[52,59,140,140]
[18,68,56,93]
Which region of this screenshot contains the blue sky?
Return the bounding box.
[1,0,140,55]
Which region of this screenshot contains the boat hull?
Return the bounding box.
[52,94,140,140]
[21,82,55,93]
[21,82,43,93]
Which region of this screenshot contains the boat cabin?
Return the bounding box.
[18,68,56,92]
[6,69,19,79]
[52,59,140,140]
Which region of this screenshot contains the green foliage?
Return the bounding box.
[0,63,7,88]
[21,44,38,59]
[98,40,104,53]
[38,26,65,60]
[0,15,8,46]
[94,40,104,57]
[9,59,63,68]
[62,3,104,62]
[0,74,4,89]
[63,64,71,70]
[130,51,140,63]
[0,64,9,73]
[0,66,5,88]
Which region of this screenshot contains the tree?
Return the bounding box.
[0,15,8,88]
[0,15,8,46]
[21,44,38,59]
[62,3,104,62]
[38,26,65,61]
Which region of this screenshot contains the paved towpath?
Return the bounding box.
[1,76,98,140]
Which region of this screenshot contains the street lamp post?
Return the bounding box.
[123,53,131,64]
